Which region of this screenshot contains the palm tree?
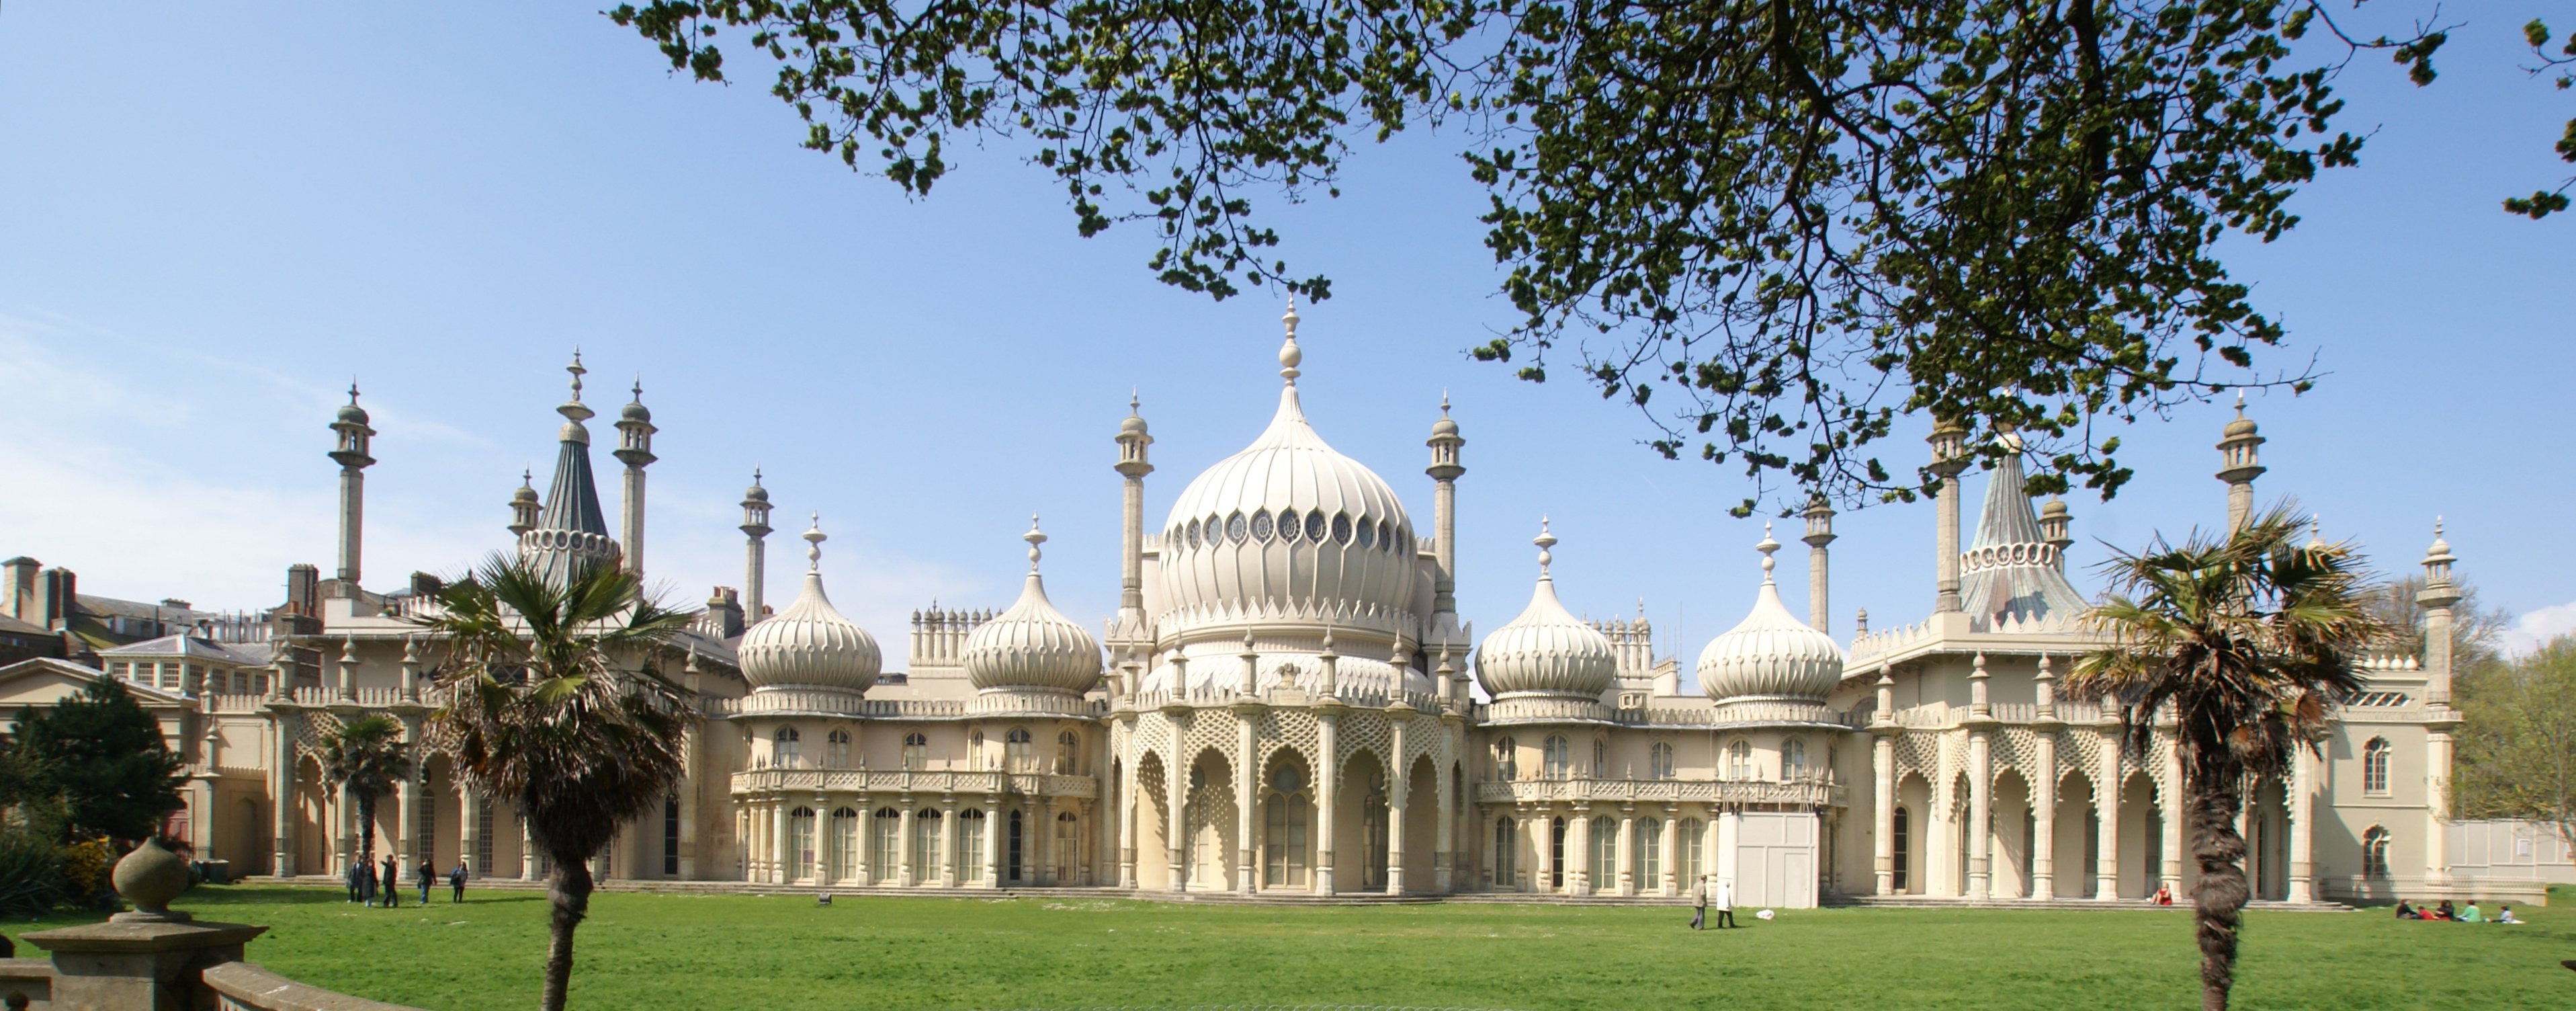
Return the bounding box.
[316,713,413,881]
[2069,503,2383,1011]
[412,554,695,1011]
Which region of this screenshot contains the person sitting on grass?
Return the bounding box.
[2394,900,2415,920]
[2457,901,2484,923]
[2434,899,2456,921]
[2495,905,2520,924]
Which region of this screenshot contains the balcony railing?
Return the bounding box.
[728,768,1099,800]
[1472,776,1844,807]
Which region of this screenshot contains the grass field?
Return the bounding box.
[6,886,2571,1010]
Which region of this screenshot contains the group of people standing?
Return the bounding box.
[345,856,470,907]
[1688,877,1737,930]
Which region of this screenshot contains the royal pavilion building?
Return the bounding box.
[0,305,2542,909]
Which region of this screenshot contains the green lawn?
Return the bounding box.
[7,886,2571,1010]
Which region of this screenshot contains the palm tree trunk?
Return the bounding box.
[541,853,595,1011]
[356,793,377,886]
[2186,751,2250,1011]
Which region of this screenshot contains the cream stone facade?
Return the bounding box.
[1,309,2533,907]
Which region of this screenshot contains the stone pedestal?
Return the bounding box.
[21,918,267,1011]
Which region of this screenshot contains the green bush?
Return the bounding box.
[0,826,66,916]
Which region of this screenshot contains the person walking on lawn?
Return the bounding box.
[381,856,401,908]
[1689,876,1708,930]
[450,860,468,903]
[1712,879,1737,929]
[418,859,435,905]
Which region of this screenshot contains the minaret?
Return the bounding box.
[327,384,376,595]
[1426,389,1466,645]
[740,471,773,625]
[2216,392,2266,530]
[2038,496,2073,571]
[2417,519,2461,885]
[507,470,540,537]
[614,379,658,578]
[1110,392,1154,651]
[1801,494,1835,633]
[1927,419,1971,614]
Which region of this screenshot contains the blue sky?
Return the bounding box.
[3,3,2568,670]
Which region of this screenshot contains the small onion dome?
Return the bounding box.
[621,400,651,423]
[743,475,771,502]
[1475,520,1617,700]
[509,474,539,506]
[738,516,882,692]
[1121,411,1149,438]
[1697,524,1843,702]
[336,384,370,424]
[2222,391,2258,437]
[964,519,1103,696]
[2039,497,2069,523]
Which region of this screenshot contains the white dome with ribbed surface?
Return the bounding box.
[1476,524,1616,700]
[1155,347,1419,640]
[1697,529,1842,704]
[965,524,1102,696]
[738,571,882,692]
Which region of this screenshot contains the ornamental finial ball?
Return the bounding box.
[110,836,193,922]
[1025,514,1047,571]
[1756,522,1780,581]
[804,514,826,571]
[1534,517,1557,577]
[1278,298,1302,383]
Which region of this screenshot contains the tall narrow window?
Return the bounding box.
[1678,818,1703,886]
[475,798,495,876]
[1543,735,1570,780]
[1783,738,1808,780]
[1055,811,1080,883]
[1649,742,1675,780]
[1551,817,1569,889]
[831,807,859,881]
[1005,728,1034,772]
[773,727,801,768]
[1589,817,1615,888]
[2362,826,2391,879]
[2363,738,2391,795]
[913,809,943,879]
[826,729,851,768]
[1637,817,1662,886]
[1264,765,1310,887]
[1494,737,1518,781]
[871,808,900,883]
[1726,739,1753,780]
[959,809,987,884]
[969,730,985,770]
[1494,817,1515,887]
[789,807,818,881]
[1892,806,1912,893]
[1592,739,1607,778]
[663,799,681,877]
[1008,809,1024,883]
[902,732,929,771]
[1056,731,1080,774]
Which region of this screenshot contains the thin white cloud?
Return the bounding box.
[2500,600,2576,656]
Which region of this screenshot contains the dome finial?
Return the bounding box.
[1129,388,1140,415]
[1025,514,1047,572]
[347,380,361,405]
[1441,390,1451,416]
[804,513,826,572]
[558,349,594,425]
[1757,522,1780,583]
[2307,513,2324,549]
[1534,517,1557,578]
[1279,298,1302,386]
[631,375,644,402]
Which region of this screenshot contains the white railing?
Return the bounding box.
[728,768,1100,799]
[1473,776,1844,807]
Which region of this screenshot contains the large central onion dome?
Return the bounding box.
[1475,521,1617,723]
[1697,525,1842,721]
[964,519,1103,703]
[1154,302,1419,639]
[738,516,882,695]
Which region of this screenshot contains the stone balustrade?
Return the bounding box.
[730,768,1100,800]
[1474,776,1844,807]
[204,962,423,1011]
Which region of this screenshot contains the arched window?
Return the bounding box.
[1589,816,1617,888]
[1592,738,1608,778]
[1782,738,1808,781]
[773,727,802,768]
[788,807,817,881]
[2364,738,2391,795]
[1279,508,1302,542]
[871,808,900,883]
[1226,512,1248,543]
[1332,513,1353,545]
[1893,806,1912,893]
[1725,739,1753,780]
[913,808,943,881]
[1494,737,1518,781]
[2362,825,2391,879]
[1678,817,1704,886]
[1056,730,1080,774]
[957,809,988,884]
[1494,817,1516,886]
[1356,518,1377,549]
[1005,727,1034,772]
[826,729,851,769]
[902,732,929,771]
[1636,817,1662,887]
[1649,742,1676,780]
[1264,764,1312,888]
[830,807,859,881]
[1250,509,1275,541]
[1055,811,1080,884]
[968,730,986,770]
[1543,735,1570,780]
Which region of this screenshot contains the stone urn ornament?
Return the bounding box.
[109,837,194,923]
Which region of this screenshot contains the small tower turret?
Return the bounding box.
[2038,495,2073,569]
[1801,494,1836,633]
[508,470,540,537]
[2417,518,2461,705]
[1927,418,1971,614]
[2216,392,2266,531]
[1426,390,1467,647]
[1111,393,1155,651]
[614,378,658,577]
[328,383,376,595]
[740,470,774,626]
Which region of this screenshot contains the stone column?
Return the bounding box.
[1235,708,1259,894]
[1432,756,1455,893]
[816,793,837,885]
[2161,740,2184,895]
[2426,717,2456,887]
[1928,422,1969,614]
[898,804,918,887]
[1385,715,1409,895]
[675,723,700,881]
[459,790,482,878]
[1703,810,1723,889]
[1967,737,1993,899]
[1615,813,1636,895]
[938,798,959,887]
[1037,797,1058,886]
[1314,710,1340,895]
[771,800,791,884]
[520,812,537,881]
[1658,811,1679,896]
[2033,743,2059,901]
[271,713,298,878]
[1165,753,1189,891]
[1872,730,1896,895]
[1118,752,1138,888]
[2286,745,2315,903]
[982,799,1002,889]
[1566,811,1590,895]
[2096,727,2120,900]
[853,796,873,885]
[1524,809,1546,892]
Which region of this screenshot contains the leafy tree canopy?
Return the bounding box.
[2455,635,2576,851]
[1,678,185,844]
[611,0,2517,514]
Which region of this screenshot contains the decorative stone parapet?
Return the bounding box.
[1473,776,1844,807]
[204,963,424,1011]
[729,768,1100,799]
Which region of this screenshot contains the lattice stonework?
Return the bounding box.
[2064,731,2104,786]
[1993,727,2037,777]
[290,711,343,767]
[1891,730,1934,779]
[1178,712,1240,773]
[1256,709,1319,776]
[1335,711,1393,783]
[1129,714,1174,769]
